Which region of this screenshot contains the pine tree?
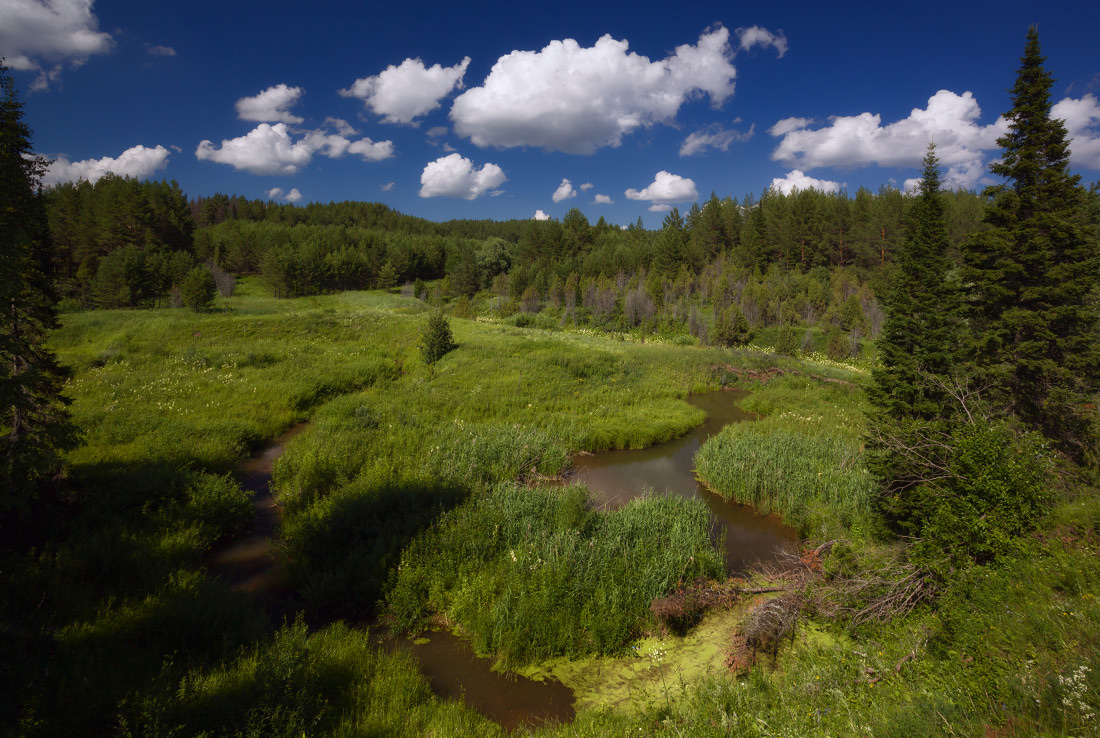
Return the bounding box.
[420,310,457,364]
[1,65,76,511]
[962,27,1099,456]
[870,144,963,421]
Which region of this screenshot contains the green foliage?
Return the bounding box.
[903,420,1053,573]
[710,305,753,347]
[420,310,457,364]
[387,483,724,668]
[0,64,77,513]
[774,324,799,355]
[962,28,1100,456]
[825,327,849,359]
[179,266,217,311]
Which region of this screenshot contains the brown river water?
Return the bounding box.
[218,390,797,731]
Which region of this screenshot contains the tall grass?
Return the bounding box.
[695,374,876,538]
[388,483,724,669]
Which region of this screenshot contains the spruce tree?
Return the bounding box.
[962,27,1099,456]
[870,144,963,421]
[1,65,76,511]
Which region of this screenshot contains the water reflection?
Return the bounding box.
[571,391,798,572]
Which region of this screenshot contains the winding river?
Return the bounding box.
[219,390,796,730]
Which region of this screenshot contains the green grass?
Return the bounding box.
[695,373,876,538]
[388,483,725,669]
[7,281,1094,737]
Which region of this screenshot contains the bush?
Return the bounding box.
[774,324,799,355]
[420,311,457,364]
[180,266,217,311]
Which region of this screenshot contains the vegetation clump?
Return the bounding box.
[180,266,217,311]
[420,310,457,364]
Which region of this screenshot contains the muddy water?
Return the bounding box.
[572,390,798,573]
[376,630,576,731]
[217,392,791,731]
[209,423,309,594]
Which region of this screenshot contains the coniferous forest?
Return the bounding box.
[3,28,1100,737]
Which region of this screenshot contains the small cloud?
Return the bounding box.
[593,194,613,205]
[625,170,698,208]
[381,182,395,191]
[324,117,359,136]
[533,209,551,220]
[266,186,302,202]
[146,44,176,57]
[736,26,788,57]
[196,123,393,175]
[236,84,305,124]
[341,56,471,125]
[680,123,754,156]
[770,169,841,195]
[419,153,506,199]
[580,182,594,191]
[648,203,671,213]
[42,144,170,185]
[552,178,577,203]
[427,126,449,138]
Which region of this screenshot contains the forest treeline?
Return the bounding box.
[40,174,999,356]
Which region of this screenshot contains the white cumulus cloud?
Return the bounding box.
[580,182,593,191]
[552,178,577,203]
[266,187,302,203]
[1053,94,1100,169]
[625,171,699,209]
[42,144,169,185]
[451,26,737,154]
[736,26,788,57]
[419,153,506,199]
[593,194,613,205]
[769,90,1008,190]
[196,123,393,175]
[680,122,754,156]
[770,170,841,195]
[236,84,305,124]
[0,0,112,87]
[533,209,551,221]
[341,56,471,125]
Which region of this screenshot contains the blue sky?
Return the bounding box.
[4,0,1099,226]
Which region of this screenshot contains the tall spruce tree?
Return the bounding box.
[962,27,1099,457]
[869,144,963,421]
[0,64,76,511]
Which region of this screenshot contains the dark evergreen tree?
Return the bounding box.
[0,65,76,511]
[962,27,1099,456]
[421,310,457,364]
[869,145,963,421]
[179,266,216,311]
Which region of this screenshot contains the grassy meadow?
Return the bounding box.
[3,280,1097,737]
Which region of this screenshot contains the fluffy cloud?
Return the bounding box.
[770,169,841,195]
[593,194,613,205]
[625,171,699,210]
[451,26,738,154]
[736,26,788,57]
[533,209,551,221]
[42,144,169,185]
[0,0,112,86]
[146,44,176,57]
[680,122,754,156]
[341,57,470,125]
[266,187,302,203]
[419,153,506,199]
[580,182,593,191]
[236,84,305,124]
[324,117,358,136]
[196,123,393,175]
[552,178,577,203]
[1052,94,1100,169]
[770,90,1008,189]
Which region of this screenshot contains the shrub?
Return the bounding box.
[180,266,217,311]
[420,311,457,364]
[774,324,799,355]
